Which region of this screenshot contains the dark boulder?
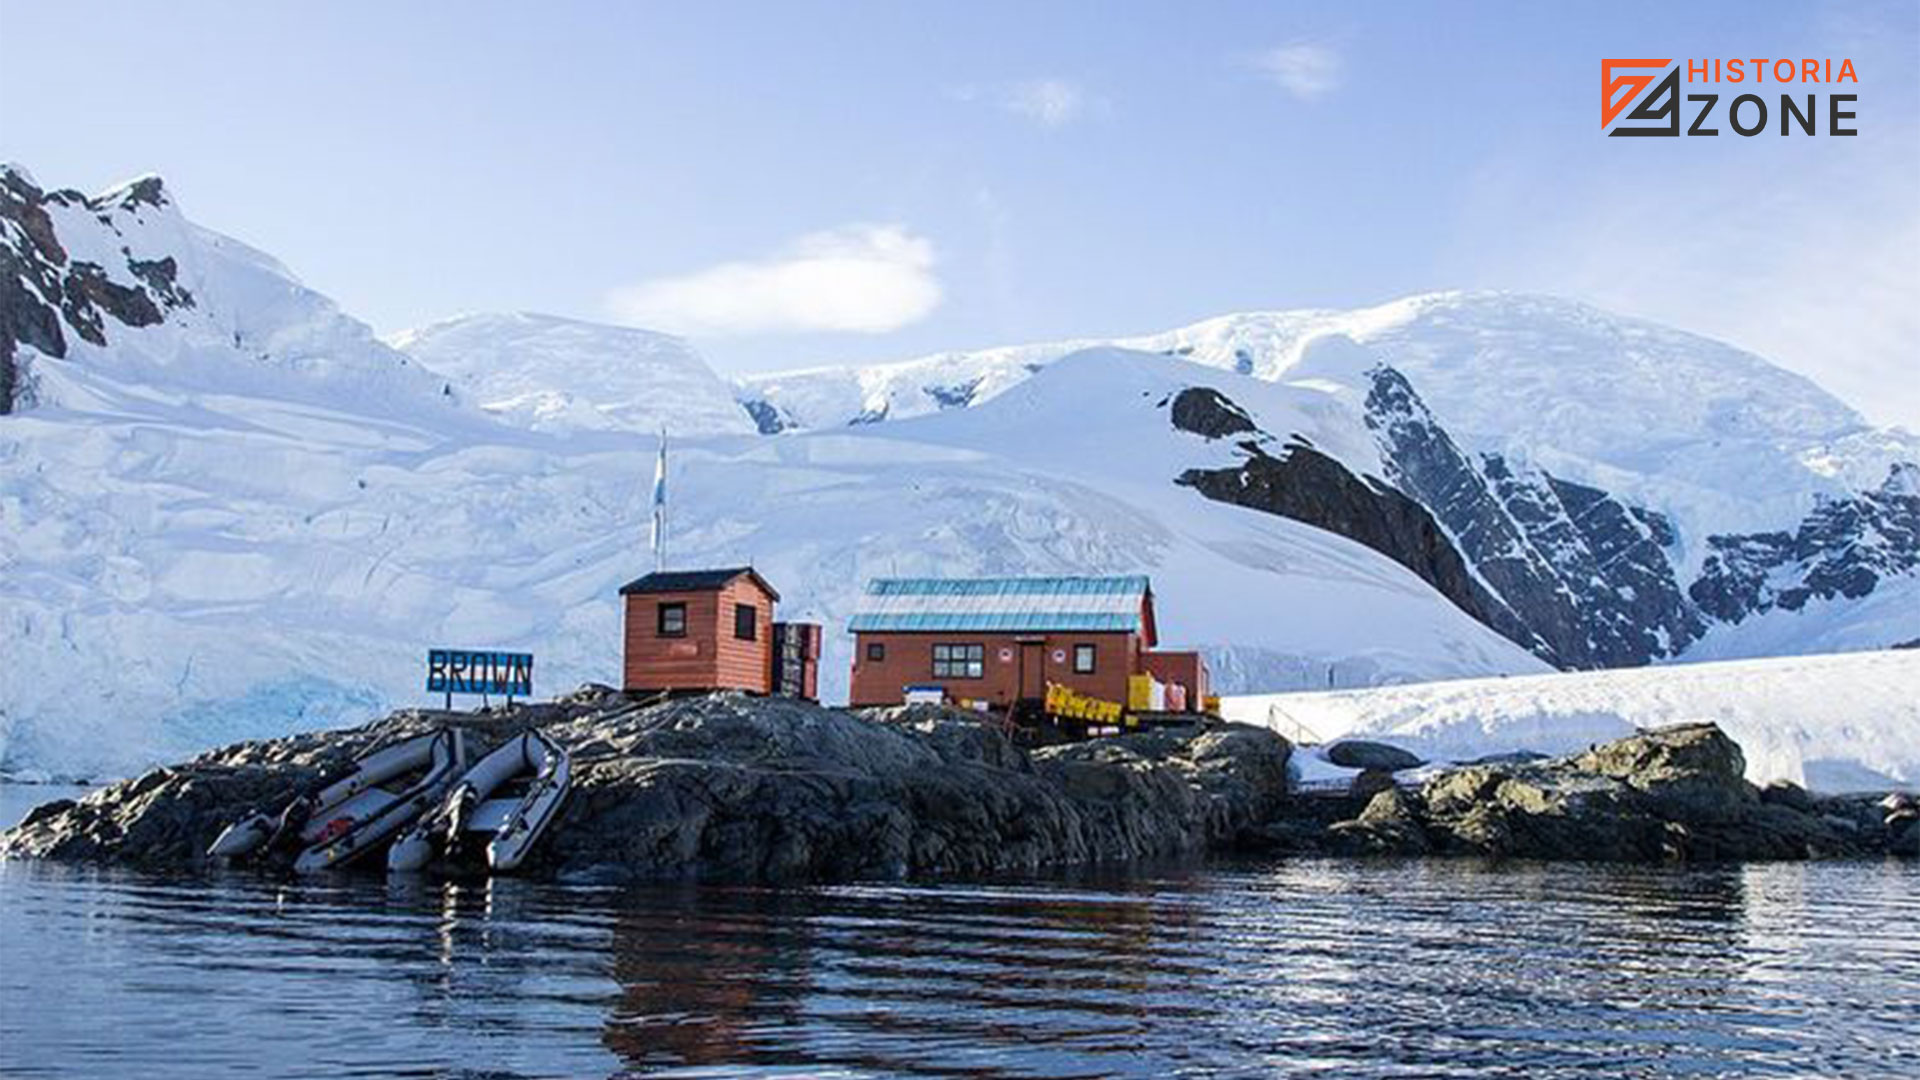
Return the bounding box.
[1327,739,1425,772]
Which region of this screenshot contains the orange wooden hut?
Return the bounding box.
[619,567,784,696]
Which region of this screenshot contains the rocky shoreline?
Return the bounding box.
[1,690,1912,879]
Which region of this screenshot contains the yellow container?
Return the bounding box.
[1128,674,1154,712]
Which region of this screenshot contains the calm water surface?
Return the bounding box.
[2,785,1916,1079]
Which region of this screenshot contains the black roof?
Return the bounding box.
[618,566,780,600]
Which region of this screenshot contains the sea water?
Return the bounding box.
[1,786,1915,1078]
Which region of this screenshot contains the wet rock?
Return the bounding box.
[1760,780,1814,813]
[1886,795,1920,857]
[0,693,1292,883]
[1305,723,1901,863]
[1888,816,1920,857]
[1326,740,1425,772]
[1328,788,1430,855]
[1349,767,1398,803]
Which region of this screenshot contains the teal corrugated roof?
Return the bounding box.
[850,575,1151,634]
[866,575,1150,597]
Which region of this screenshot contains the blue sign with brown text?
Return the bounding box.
[427,649,533,697]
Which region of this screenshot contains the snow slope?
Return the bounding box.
[2,169,1548,778]
[737,295,1920,668]
[387,312,754,436]
[1,346,1546,778]
[1221,650,1920,792]
[740,292,1920,548]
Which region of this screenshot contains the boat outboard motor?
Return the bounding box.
[268,793,317,852]
[442,784,479,858]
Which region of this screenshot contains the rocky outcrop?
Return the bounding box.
[1172,406,1499,634]
[1367,367,1705,668]
[6,706,1909,874]
[1172,367,1919,673]
[1692,464,1920,625]
[0,692,1292,882]
[0,164,195,412]
[1168,387,1257,439]
[740,398,792,434]
[1267,724,1913,862]
[1168,371,1718,671]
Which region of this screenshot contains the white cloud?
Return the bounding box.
[607,224,942,336]
[1005,79,1087,127]
[951,78,1099,128]
[1252,43,1342,100]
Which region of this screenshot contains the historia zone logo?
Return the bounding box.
[1603,57,1858,136]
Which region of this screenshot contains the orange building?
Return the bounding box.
[619,567,785,695]
[847,575,1209,717]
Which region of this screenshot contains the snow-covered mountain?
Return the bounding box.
[0,164,458,421]
[3,165,1913,779]
[387,312,754,436]
[2,167,1547,779]
[736,296,1920,671]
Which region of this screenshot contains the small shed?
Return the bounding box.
[619,567,781,695]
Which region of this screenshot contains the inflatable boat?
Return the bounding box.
[388,730,570,873]
[207,728,468,870]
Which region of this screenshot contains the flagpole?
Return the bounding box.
[650,427,667,571]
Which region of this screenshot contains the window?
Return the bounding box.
[866,641,886,662]
[932,643,984,679]
[1073,644,1096,674]
[657,602,687,637]
[734,603,758,641]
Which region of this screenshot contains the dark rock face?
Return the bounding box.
[0,164,196,412]
[1283,724,1914,862]
[1692,465,1920,625]
[0,693,1293,882]
[1366,367,1702,668]
[1169,387,1257,439]
[1168,369,1716,670]
[1172,414,1499,634]
[926,376,983,410]
[740,398,790,435]
[1171,367,1914,672]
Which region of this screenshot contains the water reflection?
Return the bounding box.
[1,857,1915,1079]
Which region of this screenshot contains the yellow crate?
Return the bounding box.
[1127,674,1154,711]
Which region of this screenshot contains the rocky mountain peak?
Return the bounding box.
[97,174,172,213]
[1880,462,1920,498]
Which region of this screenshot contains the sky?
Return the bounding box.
[4,0,1917,428]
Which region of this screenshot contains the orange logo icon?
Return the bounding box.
[1602,58,1673,127]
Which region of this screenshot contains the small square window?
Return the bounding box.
[658,602,687,637]
[1073,644,1096,674]
[734,603,757,641]
[866,641,886,662]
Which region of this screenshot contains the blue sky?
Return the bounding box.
[4,0,1917,426]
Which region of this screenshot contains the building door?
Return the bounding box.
[1017,640,1045,701]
